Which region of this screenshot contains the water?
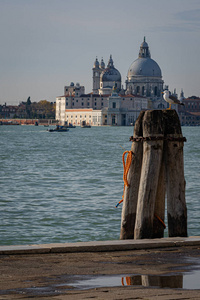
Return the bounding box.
[2,272,200,297]
[73,271,200,290]
[0,125,200,246]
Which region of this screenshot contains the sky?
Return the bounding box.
[0,0,200,105]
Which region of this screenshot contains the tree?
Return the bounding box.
[26,97,31,105]
[26,97,32,118]
[37,100,55,119]
[15,98,55,119]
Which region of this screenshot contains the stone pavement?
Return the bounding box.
[0,237,200,299]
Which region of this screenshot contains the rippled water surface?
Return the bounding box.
[0,125,200,245]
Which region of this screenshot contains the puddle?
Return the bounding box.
[1,270,200,297]
[0,286,63,297]
[72,270,200,290]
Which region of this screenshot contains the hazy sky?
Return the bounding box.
[0,0,200,105]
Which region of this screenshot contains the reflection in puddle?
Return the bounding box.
[1,271,200,298]
[74,271,200,290]
[121,274,183,288]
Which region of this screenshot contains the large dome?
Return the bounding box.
[101,55,121,82]
[127,37,162,78]
[128,57,162,78]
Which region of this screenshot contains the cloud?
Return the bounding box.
[149,23,199,33]
[175,9,200,22]
[147,8,200,33]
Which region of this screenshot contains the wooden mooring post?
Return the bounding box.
[120,109,187,239]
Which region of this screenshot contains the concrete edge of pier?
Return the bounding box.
[1,236,200,255]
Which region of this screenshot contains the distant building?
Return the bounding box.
[56,89,149,126]
[65,108,102,126]
[56,38,175,126]
[178,96,200,126]
[126,37,165,108]
[106,87,149,126]
[93,55,121,95]
[0,103,18,118]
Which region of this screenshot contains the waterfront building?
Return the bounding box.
[56,90,149,126]
[65,108,102,126]
[56,38,171,126]
[106,87,149,126]
[0,103,18,119]
[178,96,200,126]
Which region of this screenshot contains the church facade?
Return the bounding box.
[56,38,167,126]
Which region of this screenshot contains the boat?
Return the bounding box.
[67,123,76,128]
[62,122,76,128]
[0,120,20,125]
[81,121,91,128]
[48,125,69,132]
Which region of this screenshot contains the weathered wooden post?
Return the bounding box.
[119,109,187,239]
[134,110,164,239]
[120,111,144,239]
[163,110,187,237]
[153,153,166,238]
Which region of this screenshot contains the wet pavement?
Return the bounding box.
[0,244,200,299]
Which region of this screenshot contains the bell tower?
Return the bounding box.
[92,57,101,94]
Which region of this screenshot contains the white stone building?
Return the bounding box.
[65,108,102,126]
[56,38,168,126]
[106,87,149,126]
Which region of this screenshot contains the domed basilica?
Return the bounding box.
[56,38,169,126]
[92,37,165,108]
[93,55,122,95]
[126,37,163,102]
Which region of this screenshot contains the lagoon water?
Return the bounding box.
[0,125,200,246]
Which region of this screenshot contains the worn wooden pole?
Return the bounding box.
[120,111,144,239]
[163,110,187,237]
[141,274,183,288]
[134,110,164,239]
[152,154,166,238]
[120,109,187,240]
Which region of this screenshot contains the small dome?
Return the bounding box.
[101,68,121,82]
[93,57,99,68]
[101,55,121,82]
[128,57,162,77]
[140,37,148,49]
[140,41,148,48]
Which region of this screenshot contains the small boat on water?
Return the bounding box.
[81,121,91,128]
[67,123,76,128]
[0,120,20,125]
[62,122,76,128]
[48,125,69,132]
